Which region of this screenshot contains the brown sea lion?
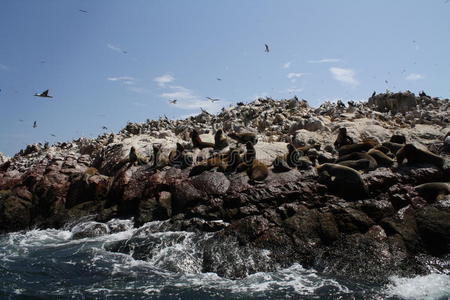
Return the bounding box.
[382,141,404,154]
[334,127,354,150]
[286,144,304,168]
[214,129,229,150]
[338,140,377,157]
[272,156,292,172]
[228,132,258,145]
[337,159,371,171]
[129,146,148,166]
[373,145,391,155]
[368,149,395,167]
[243,141,256,164]
[336,152,378,170]
[390,134,406,144]
[414,182,450,203]
[396,144,444,168]
[190,129,214,149]
[247,159,269,183]
[220,148,242,172]
[316,163,368,200]
[169,143,192,169]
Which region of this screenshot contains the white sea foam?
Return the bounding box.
[386,273,450,300]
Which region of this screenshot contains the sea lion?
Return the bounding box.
[214,129,229,150]
[382,141,404,154]
[373,145,391,155]
[337,159,371,171]
[336,152,378,170]
[334,127,354,150]
[337,140,377,157]
[396,144,444,168]
[190,129,214,149]
[414,182,450,203]
[168,143,192,169]
[316,163,368,200]
[390,134,406,144]
[129,146,148,166]
[368,149,395,167]
[286,144,304,168]
[247,159,269,183]
[228,132,258,145]
[243,141,256,164]
[272,156,292,172]
[220,148,242,173]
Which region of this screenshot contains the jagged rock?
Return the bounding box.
[368,91,417,113]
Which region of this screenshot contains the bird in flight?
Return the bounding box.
[50,134,56,137]
[34,90,53,98]
[265,44,270,52]
[169,99,177,104]
[33,121,37,128]
[216,78,222,81]
[206,97,220,102]
[102,126,108,130]
[385,80,389,84]
[79,9,88,13]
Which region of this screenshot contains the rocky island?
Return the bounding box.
[1,91,449,284]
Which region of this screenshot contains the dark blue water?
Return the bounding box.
[1,220,449,299]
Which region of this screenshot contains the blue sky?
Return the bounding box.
[1,0,449,156]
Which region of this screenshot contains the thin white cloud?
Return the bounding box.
[0,63,8,71]
[287,72,307,83]
[286,87,303,94]
[329,67,359,86]
[405,73,424,81]
[154,74,175,86]
[308,58,341,64]
[107,76,135,82]
[107,43,127,54]
[282,62,292,69]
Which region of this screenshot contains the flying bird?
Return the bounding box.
[50,134,56,137]
[385,80,389,84]
[265,44,270,52]
[169,99,177,104]
[33,121,37,128]
[34,90,53,98]
[79,9,88,13]
[206,97,220,102]
[102,126,108,130]
[216,78,222,81]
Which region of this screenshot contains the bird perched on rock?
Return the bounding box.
[34,90,53,98]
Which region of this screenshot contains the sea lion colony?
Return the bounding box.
[122,123,447,201]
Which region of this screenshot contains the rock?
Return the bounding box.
[71,221,110,239]
[191,171,230,195]
[368,91,417,114]
[416,207,450,255]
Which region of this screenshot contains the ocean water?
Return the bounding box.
[0,220,449,300]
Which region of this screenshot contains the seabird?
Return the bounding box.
[169,99,177,104]
[265,44,270,52]
[102,126,108,130]
[372,91,376,97]
[206,97,220,102]
[216,78,222,81]
[34,90,53,98]
[50,134,56,137]
[385,80,389,84]
[79,9,88,13]
[33,121,37,128]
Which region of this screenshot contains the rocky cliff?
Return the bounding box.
[1,91,449,283]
